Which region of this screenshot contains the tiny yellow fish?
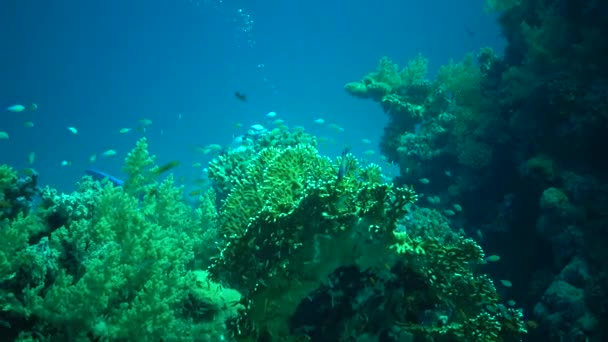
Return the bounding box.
[363,149,375,156]
[22,168,37,176]
[361,138,372,144]
[67,126,78,135]
[426,196,441,204]
[193,146,208,154]
[272,119,284,125]
[189,189,203,197]
[418,178,430,184]
[314,118,325,124]
[328,123,344,132]
[193,178,209,186]
[192,162,202,168]
[0,132,8,140]
[101,149,117,157]
[119,128,132,134]
[500,279,513,288]
[153,160,180,175]
[61,160,72,167]
[234,122,243,128]
[27,152,35,165]
[89,154,97,163]
[24,121,34,128]
[526,320,539,329]
[139,118,153,126]
[485,255,501,262]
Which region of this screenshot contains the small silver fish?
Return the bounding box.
[6,104,25,113]
[251,124,265,131]
[101,149,117,157]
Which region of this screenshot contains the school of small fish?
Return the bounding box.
[3,103,472,254]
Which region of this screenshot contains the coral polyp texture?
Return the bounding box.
[0,132,526,341]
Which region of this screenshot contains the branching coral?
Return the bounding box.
[207,126,318,201]
[386,206,527,341]
[209,143,418,339]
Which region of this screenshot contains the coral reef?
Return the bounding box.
[206,137,525,340]
[342,0,608,340]
[0,133,527,341]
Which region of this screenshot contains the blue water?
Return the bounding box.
[1,0,503,192]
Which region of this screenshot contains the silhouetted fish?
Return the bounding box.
[234,91,247,102]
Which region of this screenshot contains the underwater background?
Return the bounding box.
[2,0,502,192]
[1,0,607,341]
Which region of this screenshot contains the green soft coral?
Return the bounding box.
[436,53,483,108]
[0,164,17,193]
[25,183,196,339]
[8,141,236,341]
[122,137,156,196]
[0,214,48,286]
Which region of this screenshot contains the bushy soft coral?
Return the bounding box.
[0,141,237,341]
[345,51,498,187]
[0,165,39,220]
[122,137,156,196]
[436,53,483,108]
